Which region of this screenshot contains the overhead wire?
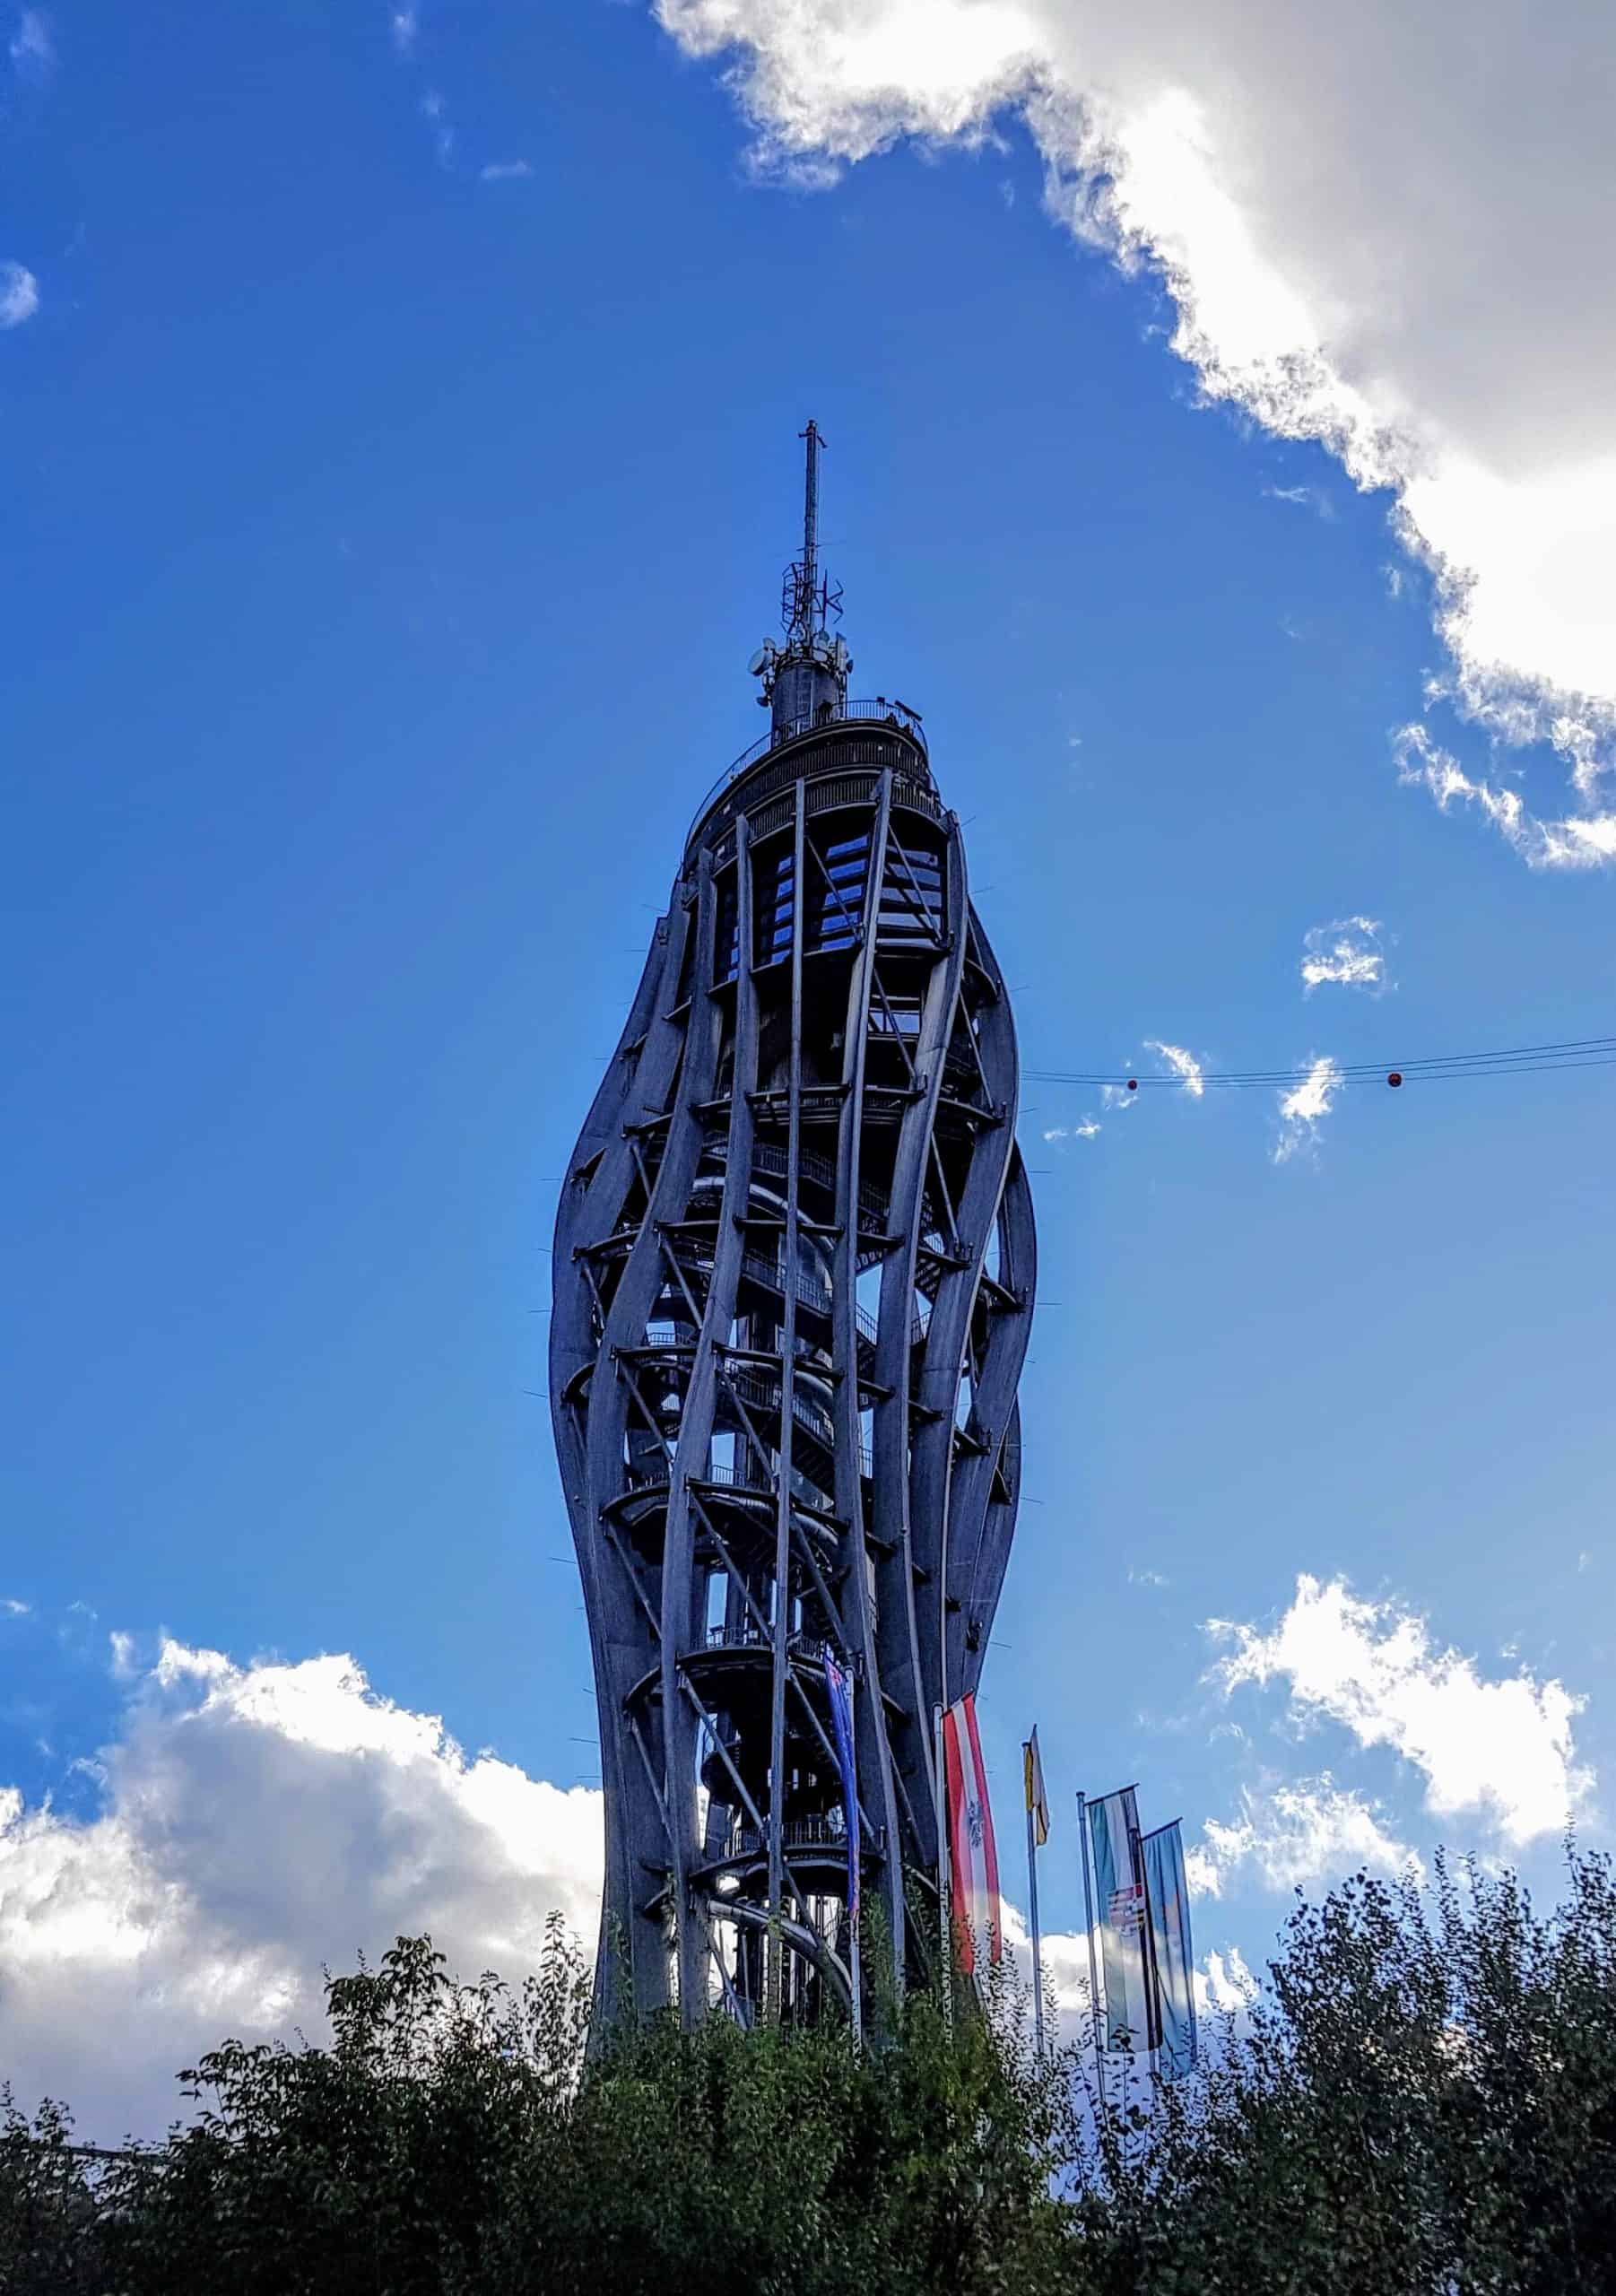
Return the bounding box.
[1025,1032,1616,1090]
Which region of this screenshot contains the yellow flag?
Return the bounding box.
[1023,1727,1049,1848]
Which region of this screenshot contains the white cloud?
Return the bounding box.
[0,260,39,329]
[1209,1573,1593,1847]
[1186,1777,1416,1899]
[420,87,455,167]
[1193,1944,1257,2019]
[0,1641,601,2139]
[1263,481,1333,520]
[1042,1117,1100,1144]
[481,159,534,181]
[1272,1055,1341,1163]
[1394,721,1616,870]
[1144,1039,1204,1096]
[657,0,1616,842]
[4,1596,30,1616]
[1099,1083,1136,1111]
[1299,916,1389,996]
[8,7,51,74]
[389,5,417,56]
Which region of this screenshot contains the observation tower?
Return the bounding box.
[551,428,1036,2027]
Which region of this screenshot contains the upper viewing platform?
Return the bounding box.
[683,697,934,863]
[682,421,942,865]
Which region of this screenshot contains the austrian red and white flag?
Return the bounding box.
[943,1693,1003,1973]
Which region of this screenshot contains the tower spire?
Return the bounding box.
[752,420,850,735]
[796,419,822,643]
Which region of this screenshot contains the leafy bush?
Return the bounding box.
[7,1848,1616,2292]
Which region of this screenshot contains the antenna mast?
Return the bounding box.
[798,419,822,639]
[752,420,849,726]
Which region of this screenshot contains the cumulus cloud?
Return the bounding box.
[1194,1944,1257,2019]
[0,1640,601,2139]
[1272,1055,1341,1163]
[1394,722,1616,869]
[0,260,39,329]
[657,0,1616,842]
[1144,1039,1205,1095]
[1186,1777,1416,1899]
[1208,1574,1593,1847]
[1299,916,1388,996]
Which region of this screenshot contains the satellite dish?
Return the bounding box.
[747,644,773,677]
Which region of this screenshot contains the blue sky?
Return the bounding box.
[3,0,1612,2129]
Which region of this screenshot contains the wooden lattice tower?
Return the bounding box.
[551,427,1036,2026]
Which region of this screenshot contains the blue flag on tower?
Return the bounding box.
[1142,1820,1198,2081]
[822,1650,860,1922]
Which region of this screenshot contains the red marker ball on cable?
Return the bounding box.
[1387,1071,1403,1088]
[1126,1078,1138,1091]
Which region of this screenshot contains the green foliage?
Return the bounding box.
[7,1853,1616,2292]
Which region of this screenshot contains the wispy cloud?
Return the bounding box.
[389,4,417,56]
[1263,481,1334,521]
[1273,1056,1341,1163]
[1208,1573,1593,1847]
[1043,1118,1100,1144]
[421,88,455,167]
[3,1596,30,1617]
[8,7,52,76]
[1099,1083,1136,1113]
[1394,722,1616,870]
[1299,916,1389,996]
[481,159,533,181]
[1144,1039,1205,1096]
[1186,1777,1416,1899]
[0,260,39,330]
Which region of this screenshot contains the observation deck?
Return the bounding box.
[685,698,935,864]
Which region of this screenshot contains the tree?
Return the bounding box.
[7,1849,1616,2292]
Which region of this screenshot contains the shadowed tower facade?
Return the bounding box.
[551,428,1036,2027]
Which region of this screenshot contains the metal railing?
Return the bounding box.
[704,1623,827,1657]
[725,1369,873,1474]
[691,1461,838,1518]
[687,699,928,848]
[748,1138,890,1228]
[738,1249,879,1346]
[730,1815,883,1856]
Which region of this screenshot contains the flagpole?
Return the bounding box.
[1024,1748,1046,2065]
[934,1701,952,2042]
[1024,1791,1046,2065]
[1076,1789,1104,2107]
[848,1668,863,2057]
